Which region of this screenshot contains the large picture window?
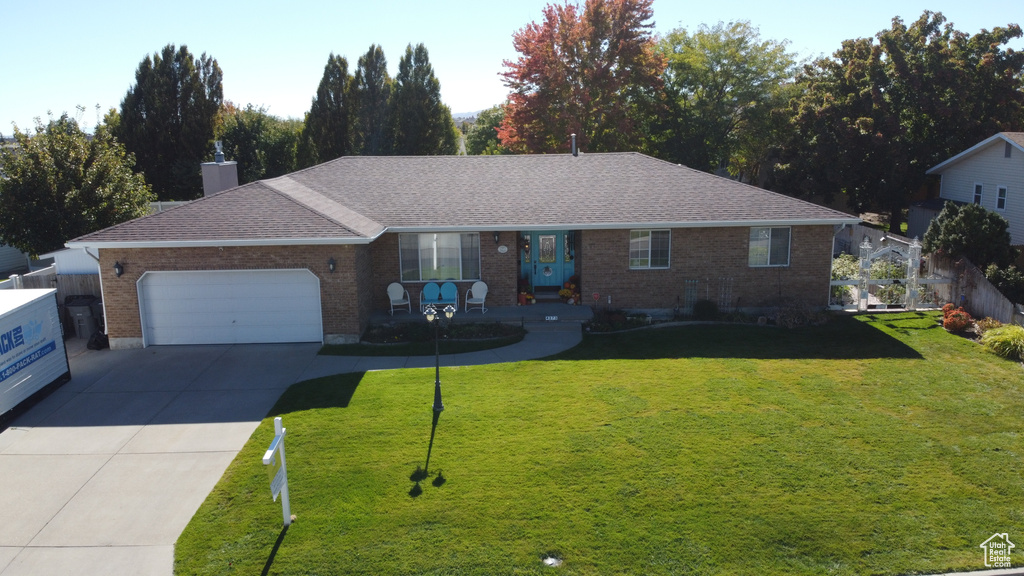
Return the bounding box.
[399,233,481,281]
[629,230,670,269]
[748,227,790,267]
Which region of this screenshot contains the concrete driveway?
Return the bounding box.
[0,324,581,575]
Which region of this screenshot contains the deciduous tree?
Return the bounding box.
[658,21,797,181]
[498,0,665,154]
[114,44,222,200]
[390,44,458,155]
[775,12,1024,231]
[0,113,153,256]
[465,105,508,155]
[217,104,301,184]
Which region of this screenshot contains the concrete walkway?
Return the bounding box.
[0,322,581,576]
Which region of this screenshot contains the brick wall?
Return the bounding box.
[368,231,519,312]
[579,225,835,310]
[98,245,369,344]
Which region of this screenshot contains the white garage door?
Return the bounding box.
[138,270,323,346]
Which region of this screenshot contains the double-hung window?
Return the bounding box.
[997,187,1007,210]
[748,227,790,267]
[974,184,983,205]
[399,233,481,281]
[629,230,670,269]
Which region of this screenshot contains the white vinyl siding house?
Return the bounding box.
[926,133,1024,245]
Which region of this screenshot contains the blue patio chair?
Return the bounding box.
[439,282,458,307]
[420,282,440,312]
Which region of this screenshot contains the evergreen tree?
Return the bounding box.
[114,44,222,200]
[300,53,354,167]
[391,44,458,155]
[352,44,393,155]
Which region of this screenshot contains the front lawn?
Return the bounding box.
[176,312,1023,575]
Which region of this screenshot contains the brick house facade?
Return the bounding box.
[69,153,858,349]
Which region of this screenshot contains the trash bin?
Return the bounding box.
[65,295,99,339]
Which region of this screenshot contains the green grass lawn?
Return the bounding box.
[176,312,1024,575]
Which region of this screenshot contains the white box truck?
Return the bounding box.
[0,289,70,424]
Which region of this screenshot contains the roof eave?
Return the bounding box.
[927,133,1024,174]
[391,218,861,233]
[65,235,379,250]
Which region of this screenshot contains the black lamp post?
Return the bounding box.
[423,303,455,412]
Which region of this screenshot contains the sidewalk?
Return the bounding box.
[0,323,582,576]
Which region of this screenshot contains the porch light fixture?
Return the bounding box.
[423,303,456,412]
[328,257,336,273]
[493,231,500,244]
[113,261,124,277]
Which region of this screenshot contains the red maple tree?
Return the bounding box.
[498,0,665,154]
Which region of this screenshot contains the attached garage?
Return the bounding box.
[138,269,322,346]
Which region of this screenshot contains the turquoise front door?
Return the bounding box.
[523,231,575,287]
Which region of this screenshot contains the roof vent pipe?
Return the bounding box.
[571,133,577,157]
[214,140,225,163]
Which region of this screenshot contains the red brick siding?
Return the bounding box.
[578,226,834,309]
[98,245,369,341]
[368,232,519,311]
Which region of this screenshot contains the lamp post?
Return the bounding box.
[423,303,456,412]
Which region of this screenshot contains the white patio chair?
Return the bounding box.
[464,281,488,313]
[387,282,411,315]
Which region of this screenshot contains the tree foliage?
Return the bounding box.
[922,201,1018,268]
[775,12,1024,231]
[498,0,665,154]
[465,105,508,155]
[658,21,797,181]
[0,114,153,256]
[352,44,393,155]
[114,44,223,201]
[390,43,458,155]
[217,104,301,184]
[300,53,354,167]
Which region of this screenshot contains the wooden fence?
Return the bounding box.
[930,255,1024,326]
[12,266,102,304]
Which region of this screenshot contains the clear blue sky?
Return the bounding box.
[1,0,1021,133]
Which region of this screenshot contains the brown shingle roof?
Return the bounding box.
[70,153,857,247]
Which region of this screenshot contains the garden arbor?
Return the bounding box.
[831,236,948,311]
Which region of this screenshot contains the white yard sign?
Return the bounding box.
[262,417,292,526]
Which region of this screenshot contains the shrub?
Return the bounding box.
[692,299,719,321]
[975,317,1003,335]
[942,307,974,333]
[942,303,956,318]
[985,264,1024,304]
[981,324,1024,361]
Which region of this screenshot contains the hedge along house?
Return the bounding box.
[67,153,859,349]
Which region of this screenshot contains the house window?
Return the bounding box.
[1006,142,1013,158]
[629,230,670,269]
[997,187,1007,210]
[974,184,983,205]
[399,233,481,281]
[749,227,790,267]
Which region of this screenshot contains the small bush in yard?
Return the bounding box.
[692,299,719,321]
[942,303,957,318]
[981,324,1024,361]
[942,307,974,332]
[975,317,1003,335]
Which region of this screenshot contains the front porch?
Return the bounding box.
[369,302,593,327]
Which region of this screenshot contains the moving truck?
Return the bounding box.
[0,289,70,424]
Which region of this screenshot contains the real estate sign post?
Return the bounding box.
[262,417,291,526]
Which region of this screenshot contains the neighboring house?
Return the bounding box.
[914,132,1024,243]
[0,245,29,277]
[66,153,859,349]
